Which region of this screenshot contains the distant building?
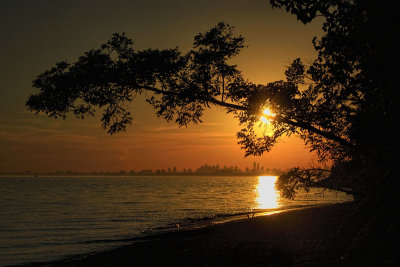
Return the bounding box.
[139,169,153,175]
[195,164,219,174]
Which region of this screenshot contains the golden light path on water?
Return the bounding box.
[256,176,279,210]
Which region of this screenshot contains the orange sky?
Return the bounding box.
[0,0,323,173]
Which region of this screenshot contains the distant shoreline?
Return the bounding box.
[0,172,281,177]
[0,163,284,177]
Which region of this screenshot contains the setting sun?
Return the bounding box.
[263,108,274,116]
[260,108,275,124]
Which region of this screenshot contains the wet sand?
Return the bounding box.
[26,202,355,267]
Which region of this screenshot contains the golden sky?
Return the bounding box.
[0,0,323,172]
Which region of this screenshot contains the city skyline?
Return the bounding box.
[0,161,285,176]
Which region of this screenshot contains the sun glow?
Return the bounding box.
[263,108,274,116]
[256,176,279,209]
[260,108,276,124]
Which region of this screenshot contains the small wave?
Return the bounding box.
[76,235,142,245]
[140,204,335,235]
[140,209,284,234]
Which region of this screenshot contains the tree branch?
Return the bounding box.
[280,118,354,149]
[141,85,247,111]
[141,84,354,149]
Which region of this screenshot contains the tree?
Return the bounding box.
[27,1,397,196]
[269,0,399,197]
[268,1,399,264]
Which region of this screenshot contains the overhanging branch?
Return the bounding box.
[140,85,354,149]
[280,118,354,149]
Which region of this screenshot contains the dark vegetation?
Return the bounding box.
[26,0,399,264]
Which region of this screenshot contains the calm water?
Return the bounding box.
[0,175,353,266]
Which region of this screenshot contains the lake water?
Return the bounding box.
[0,175,353,266]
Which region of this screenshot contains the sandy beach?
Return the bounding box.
[23,202,356,267]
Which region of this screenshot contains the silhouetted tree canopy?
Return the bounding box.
[270,0,399,198]
[27,1,398,198]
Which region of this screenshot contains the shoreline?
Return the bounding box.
[20,202,355,267]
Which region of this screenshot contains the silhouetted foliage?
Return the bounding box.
[269,1,399,263]
[268,0,398,198]
[27,1,398,198]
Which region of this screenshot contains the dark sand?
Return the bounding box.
[26,202,356,267]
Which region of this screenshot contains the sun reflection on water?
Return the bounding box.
[256,176,279,209]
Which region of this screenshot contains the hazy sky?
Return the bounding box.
[0,0,323,173]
